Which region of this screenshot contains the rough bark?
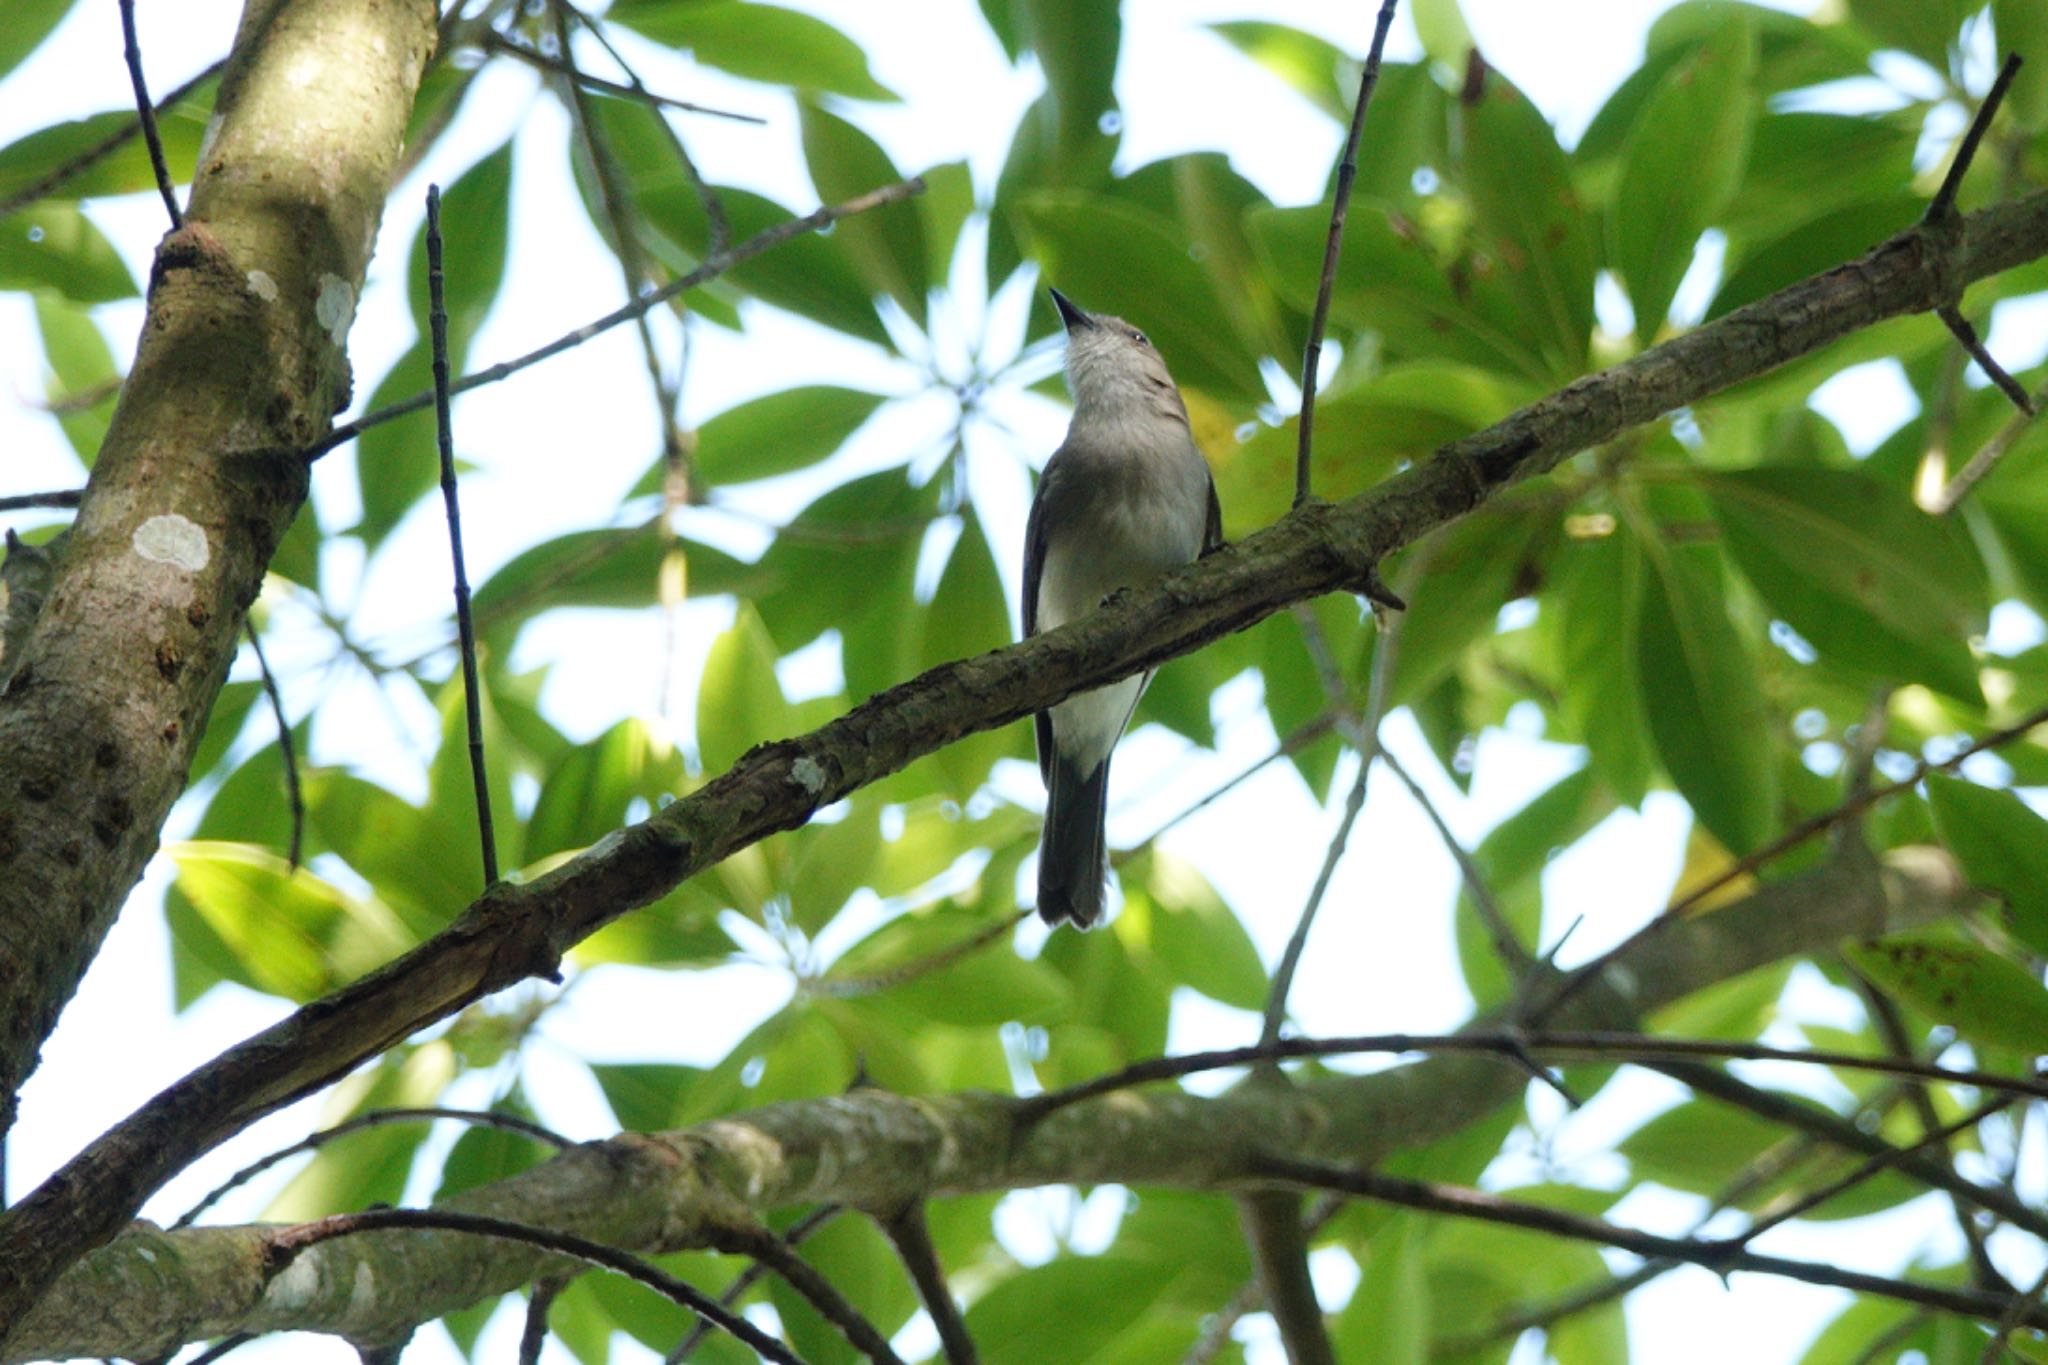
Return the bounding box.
[3,182,2046,1336]
[0,0,436,1323]
[1,847,1977,1359]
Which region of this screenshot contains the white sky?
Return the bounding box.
[0,2,2018,1363]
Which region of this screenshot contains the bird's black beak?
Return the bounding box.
[1048,287,1094,333]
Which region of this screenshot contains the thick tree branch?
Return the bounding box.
[4,847,1977,1358]
[0,0,438,1315]
[5,183,2047,1335]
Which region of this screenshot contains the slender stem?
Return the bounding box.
[271,1207,802,1364]
[1251,1153,2048,1333]
[313,177,925,458]
[243,622,303,869]
[482,31,763,122]
[1293,0,1401,507]
[880,1204,979,1365]
[1930,54,2024,221]
[173,1106,569,1229]
[117,0,183,229]
[665,1206,839,1364]
[0,62,222,219]
[426,184,499,887]
[0,490,84,513]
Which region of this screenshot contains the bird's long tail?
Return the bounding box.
[1038,755,1110,928]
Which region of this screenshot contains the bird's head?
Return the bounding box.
[1049,287,1181,418]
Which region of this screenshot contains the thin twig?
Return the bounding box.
[557,0,731,254]
[0,490,84,513]
[117,0,183,230]
[1735,1094,2014,1249]
[1293,0,1401,508]
[1259,752,1371,1050]
[1852,1313,1932,1365]
[1014,1030,2048,1123]
[1658,1061,2048,1244]
[1927,56,2030,413]
[182,1334,255,1365]
[1939,304,2033,413]
[270,1207,801,1365]
[1979,1259,2048,1364]
[706,1222,905,1365]
[1533,695,2048,1022]
[481,31,764,122]
[1378,745,1538,979]
[243,622,303,869]
[1261,604,1399,1047]
[1250,1153,2048,1333]
[1854,973,2003,1287]
[1930,54,2024,222]
[1930,376,2048,512]
[426,184,499,887]
[0,61,222,221]
[1120,714,1340,859]
[173,1106,569,1229]
[810,909,1028,999]
[880,1204,979,1365]
[665,1205,839,1364]
[518,1279,564,1365]
[312,176,925,457]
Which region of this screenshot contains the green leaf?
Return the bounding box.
[697,604,793,776]
[1123,849,1268,1010]
[0,0,74,83]
[1548,530,1654,804]
[799,103,926,325]
[1845,930,2048,1052]
[434,1105,553,1200]
[1386,500,1549,707]
[0,91,213,204]
[639,385,886,493]
[1214,361,1528,534]
[1622,1093,1920,1218]
[608,0,896,100]
[1612,16,1758,334]
[33,296,117,465]
[1633,541,1777,855]
[526,718,684,861]
[0,204,135,302]
[917,509,1019,796]
[967,1257,1179,1365]
[1998,0,2048,130]
[1335,1216,1429,1364]
[768,1216,919,1365]
[1706,466,1986,700]
[406,140,514,360]
[1411,0,1477,75]
[1455,767,1603,1008]
[1013,0,1121,168]
[167,841,414,1003]
[593,1061,701,1132]
[1458,64,1598,376]
[576,93,893,345]
[1848,0,1974,68]
[470,525,757,654]
[1015,189,1267,402]
[263,1045,455,1221]
[1209,21,1358,122]
[917,158,975,289]
[1247,201,1546,383]
[1708,195,1922,320]
[1924,776,2048,956]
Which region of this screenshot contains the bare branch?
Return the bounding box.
[117,0,182,229]
[312,176,927,457]
[1294,0,1402,507]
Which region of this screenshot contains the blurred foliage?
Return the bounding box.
[8,0,2048,1360]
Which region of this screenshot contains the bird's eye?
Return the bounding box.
[1129,328,1148,346]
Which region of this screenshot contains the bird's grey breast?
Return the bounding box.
[1034,426,1211,630]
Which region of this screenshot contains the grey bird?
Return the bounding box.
[1024,287,1222,928]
